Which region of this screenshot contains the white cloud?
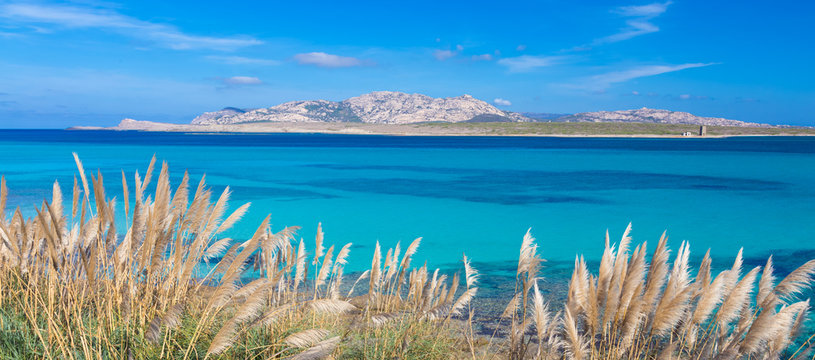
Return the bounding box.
[293,52,363,67]
[594,1,672,44]
[616,1,672,17]
[573,63,715,91]
[206,56,281,66]
[433,49,457,61]
[678,94,710,100]
[493,98,512,106]
[598,20,659,43]
[433,45,465,61]
[0,3,262,51]
[497,55,567,72]
[631,90,640,95]
[472,54,493,61]
[222,76,262,85]
[0,31,24,38]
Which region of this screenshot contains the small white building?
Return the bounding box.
[682,131,694,136]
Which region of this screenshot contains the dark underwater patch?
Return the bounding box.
[295,166,786,205]
[228,185,338,201]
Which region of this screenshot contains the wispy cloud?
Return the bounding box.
[0,3,261,50]
[571,62,715,91]
[493,98,512,106]
[497,55,568,73]
[617,2,672,17]
[678,93,710,100]
[432,45,465,61]
[221,76,262,85]
[594,1,672,44]
[293,52,364,67]
[0,30,24,38]
[433,49,457,61]
[206,55,281,66]
[472,54,493,61]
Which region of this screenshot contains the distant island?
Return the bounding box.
[72,91,814,137]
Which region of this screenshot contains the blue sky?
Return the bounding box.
[0,0,813,128]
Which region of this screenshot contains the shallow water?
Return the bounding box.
[1,130,814,281]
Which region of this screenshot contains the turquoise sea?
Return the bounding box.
[2,130,814,288]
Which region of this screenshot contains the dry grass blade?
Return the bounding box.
[651,240,692,335]
[292,336,340,360]
[209,243,239,278]
[347,270,369,298]
[614,242,645,325]
[596,229,615,310]
[757,255,776,306]
[401,237,421,270]
[717,267,760,329]
[71,175,79,219]
[567,255,590,319]
[284,329,330,348]
[72,153,91,207]
[255,304,293,328]
[294,238,307,289]
[463,254,479,288]
[204,237,233,261]
[206,320,238,356]
[205,215,269,312]
[232,281,272,324]
[145,304,185,343]
[0,175,6,221]
[532,281,551,342]
[517,228,542,280]
[658,341,676,360]
[449,287,477,317]
[768,259,815,304]
[369,241,381,294]
[562,307,587,360]
[51,180,63,227]
[333,242,352,271]
[215,202,250,235]
[395,237,422,289]
[312,222,324,265]
[607,224,633,312]
[501,293,521,319]
[309,299,357,314]
[741,300,810,354]
[315,245,334,288]
[691,269,730,325]
[371,312,401,326]
[642,231,670,314]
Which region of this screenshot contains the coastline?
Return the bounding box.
[69,120,815,138]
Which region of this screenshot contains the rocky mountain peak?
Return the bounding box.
[192,91,532,125]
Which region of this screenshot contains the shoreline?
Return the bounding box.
[68,121,815,138]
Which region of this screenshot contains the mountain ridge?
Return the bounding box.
[556,107,768,127]
[189,91,767,127]
[192,91,531,125]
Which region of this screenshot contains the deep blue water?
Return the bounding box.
[1,130,814,279]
